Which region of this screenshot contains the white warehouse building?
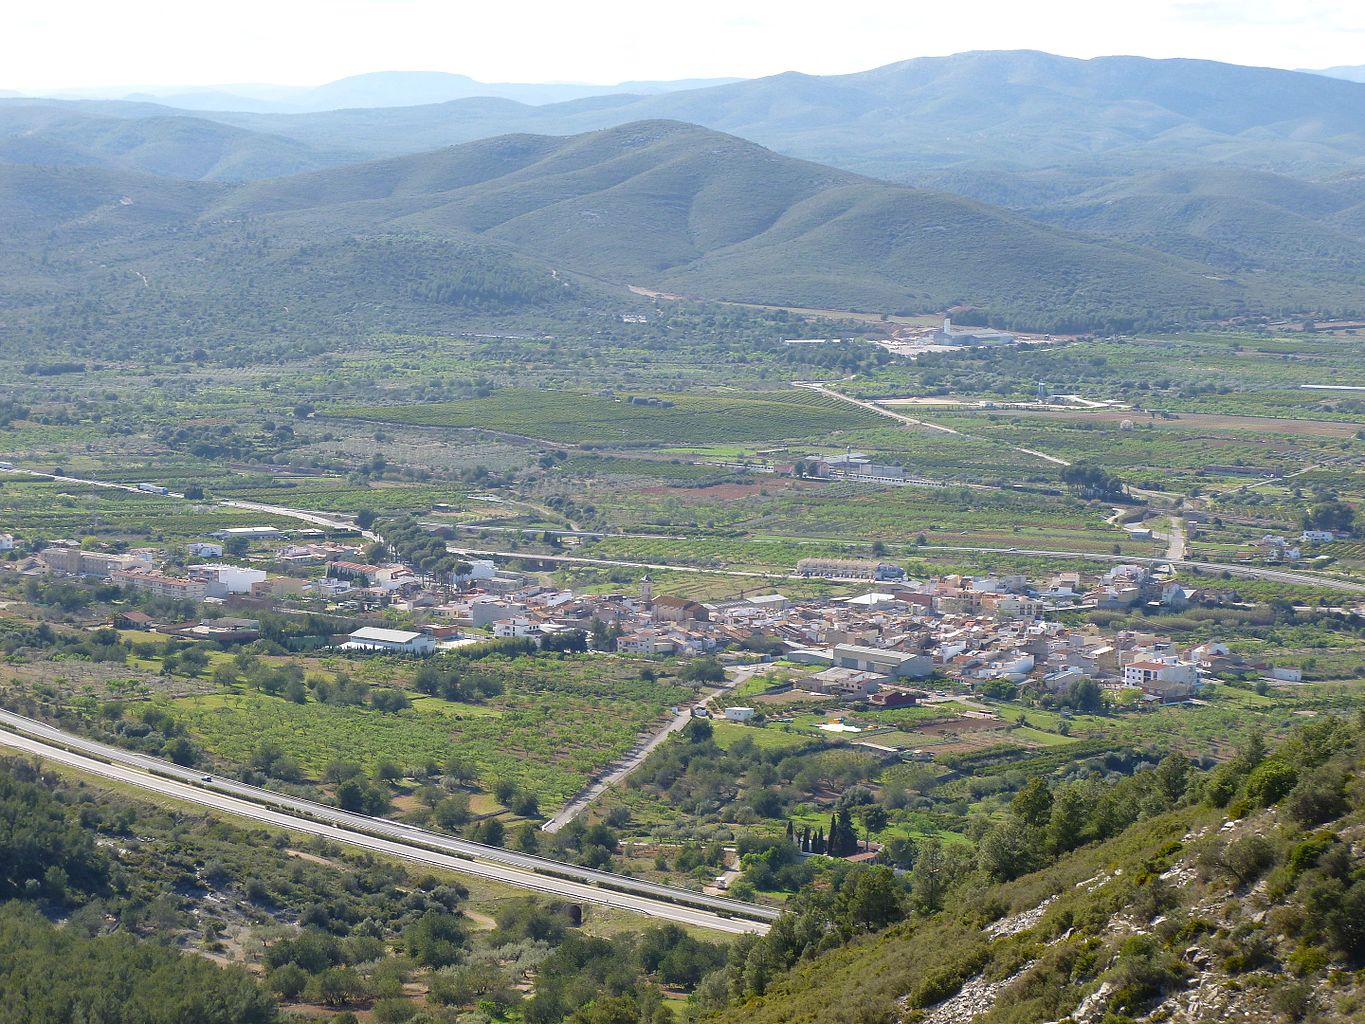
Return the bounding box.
[341,627,436,655]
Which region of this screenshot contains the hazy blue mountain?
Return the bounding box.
[185,51,1365,181]
[0,103,361,181]
[1305,65,1365,83]
[25,70,746,114]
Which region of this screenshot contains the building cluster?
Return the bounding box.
[1249,530,1342,565]
[30,532,1301,704]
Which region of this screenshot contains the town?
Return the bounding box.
[23,522,1317,741]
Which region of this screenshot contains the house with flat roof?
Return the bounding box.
[341,627,436,655]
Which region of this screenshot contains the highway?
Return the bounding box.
[0,710,773,934]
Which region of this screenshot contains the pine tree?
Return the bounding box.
[786,820,796,845]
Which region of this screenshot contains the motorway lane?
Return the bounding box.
[0,729,762,934]
[0,710,775,929]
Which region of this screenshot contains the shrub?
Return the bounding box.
[1244,759,1298,807]
[1282,765,1348,826]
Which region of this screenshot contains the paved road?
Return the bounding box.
[796,381,1071,466]
[221,499,379,541]
[445,544,815,582]
[0,711,773,933]
[0,467,185,498]
[542,706,695,834]
[542,671,745,834]
[794,381,961,435]
[447,540,1364,594]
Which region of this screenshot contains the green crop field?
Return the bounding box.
[170,658,693,809]
[328,388,884,446]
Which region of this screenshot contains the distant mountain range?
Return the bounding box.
[172,51,1365,180]
[4,52,1365,337]
[13,70,745,114]
[1306,65,1365,84]
[0,121,1265,347]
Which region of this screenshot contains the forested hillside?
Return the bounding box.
[0,121,1271,339]
[697,714,1365,1024]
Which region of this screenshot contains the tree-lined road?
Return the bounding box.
[0,711,772,934]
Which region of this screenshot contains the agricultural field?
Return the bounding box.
[576,480,1139,561]
[0,475,301,542]
[327,388,885,446]
[167,654,693,810]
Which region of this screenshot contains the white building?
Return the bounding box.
[187,541,224,558]
[0,534,15,551]
[743,594,791,611]
[1123,659,1198,688]
[724,707,756,722]
[189,564,267,595]
[341,627,436,654]
[455,559,497,582]
[617,630,677,655]
[492,617,541,639]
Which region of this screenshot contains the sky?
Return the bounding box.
[4,0,1363,92]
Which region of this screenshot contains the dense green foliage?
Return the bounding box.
[0,904,277,1024]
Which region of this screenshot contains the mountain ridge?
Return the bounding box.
[0,119,1273,341]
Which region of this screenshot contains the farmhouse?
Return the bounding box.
[341,627,436,654]
[802,666,886,698]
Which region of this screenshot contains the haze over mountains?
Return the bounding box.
[9,70,746,114]
[4,50,1365,337]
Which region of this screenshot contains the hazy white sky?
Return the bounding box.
[5,0,1363,91]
